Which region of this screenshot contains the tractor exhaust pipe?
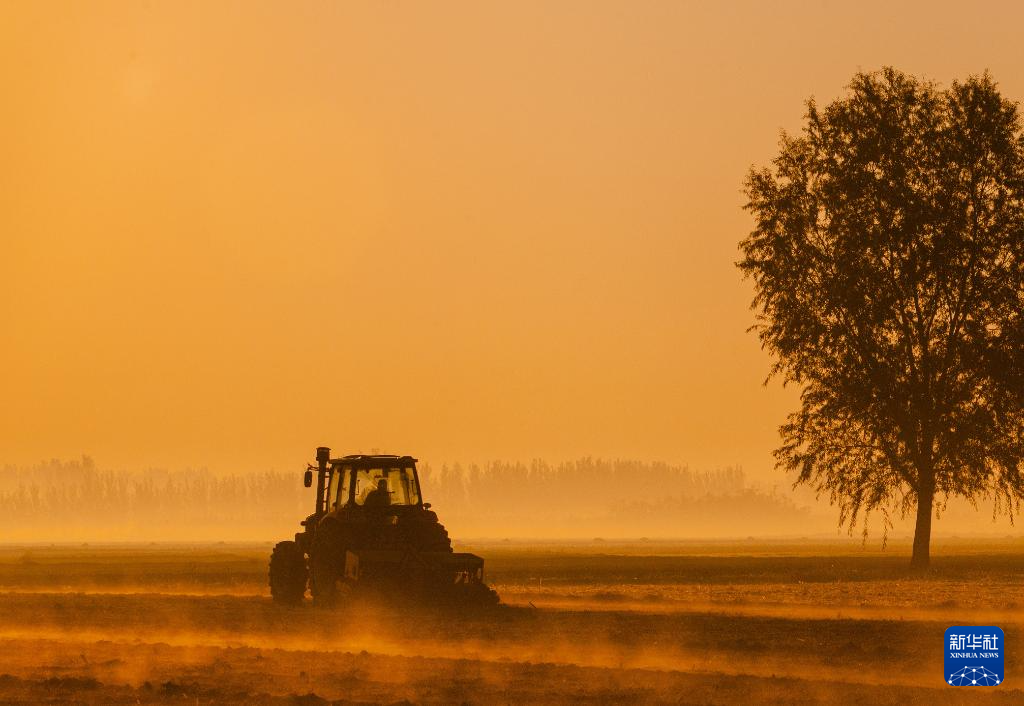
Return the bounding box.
[315,446,330,514]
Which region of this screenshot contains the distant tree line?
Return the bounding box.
[0,456,307,539]
[421,459,810,537]
[0,456,811,540]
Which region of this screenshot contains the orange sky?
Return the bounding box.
[4,1,1024,478]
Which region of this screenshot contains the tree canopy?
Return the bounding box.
[739,68,1024,567]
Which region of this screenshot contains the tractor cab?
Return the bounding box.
[303,449,427,519]
[326,456,422,512]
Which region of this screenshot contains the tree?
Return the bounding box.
[739,68,1024,568]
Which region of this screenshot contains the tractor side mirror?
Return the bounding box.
[303,470,313,488]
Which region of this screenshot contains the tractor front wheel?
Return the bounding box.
[269,540,307,604]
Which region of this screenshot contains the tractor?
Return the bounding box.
[269,447,499,607]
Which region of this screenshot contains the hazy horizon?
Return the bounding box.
[2,454,1020,542]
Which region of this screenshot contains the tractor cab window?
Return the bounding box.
[327,464,352,509]
[353,467,421,506]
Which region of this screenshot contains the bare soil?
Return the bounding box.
[0,541,1021,704]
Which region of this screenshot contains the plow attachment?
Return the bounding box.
[344,549,498,605]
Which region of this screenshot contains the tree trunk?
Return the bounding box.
[911,480,934,570]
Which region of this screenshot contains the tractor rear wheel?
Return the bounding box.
[310,520,350,607]
[408,518,451,552]
[423,522,452,552]
[269,540,307,604]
